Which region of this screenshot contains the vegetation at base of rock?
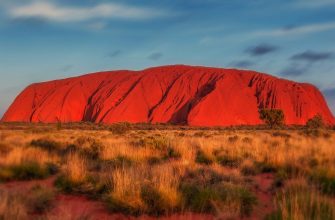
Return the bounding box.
[259,109,285,128]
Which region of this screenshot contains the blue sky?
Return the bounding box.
[0,0,335,117]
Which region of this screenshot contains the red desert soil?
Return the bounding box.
[2,65,334,126]
[248,173,275,220]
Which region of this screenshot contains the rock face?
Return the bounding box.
[2,65,334,126]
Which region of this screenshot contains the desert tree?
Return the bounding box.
[306,114,325,129]
[259,108,285,128]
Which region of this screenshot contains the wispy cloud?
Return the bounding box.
[7,1,168,22]
[148,52,163,60]
[281,64,309,77]
[107,50,122,58]
[245,43,279,56]
[252,21,335,37]
[281,50,333,77]
[291,51,333,62]
[229,60,254,69]
[60,65,73,72]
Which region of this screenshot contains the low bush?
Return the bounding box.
[259,109,285,128]
[254,161,277,173]
[180,183,257,217]
[103,156,134,169]
[306,114,325,129]
[55,174,107,197]
[195,150,214,165]
[106,196,143,216]
[74,137,104,160]
[146,156,162,165]
[140,185,179,215]
[163,147,181,160]
[228,135,239,143]
[109,122,131,135]
[30,138,61,152]
[216,155,242,168]
[80,141,103,160]
[181,183,221,213]
[0,162,56,182]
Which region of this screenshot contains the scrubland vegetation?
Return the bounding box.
[0,122,335,219]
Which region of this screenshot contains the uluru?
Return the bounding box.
[2,65,334,126]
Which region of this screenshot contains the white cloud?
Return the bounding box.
[8,1,168,22]
[252,21,335,37]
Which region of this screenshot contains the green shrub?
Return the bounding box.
[140,185,176,215]
[180,183,257,217]
[11,162,49,180]
[195,150,213,165]
[259,109,285,128]
[163,147,181,160]
[181,184,220,213]
[54,175,80,193]
[106,197,142,216]
[74,137,104,159]
[81,141,103,160]
[147,156,162,165]
[216,155,242,168]
[103,156,134,169]
[238,187,258,217]
[306,114,325,129]
[30,138,61,152]
[0,162,55,182]
[273,169,289,188]
[254,161,277,173]
[55,174,107,196]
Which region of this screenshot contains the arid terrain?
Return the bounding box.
[0,123,335,220]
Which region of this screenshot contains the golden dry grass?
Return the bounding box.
[0,190,27,219]
[0,124,334,219]
[64,153,87,184]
